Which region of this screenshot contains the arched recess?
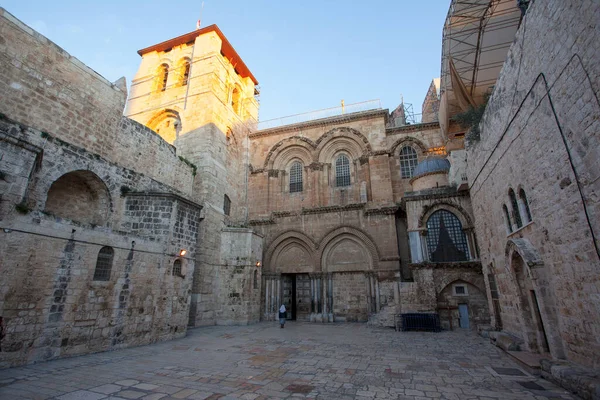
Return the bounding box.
[264,136,317,170]
[318,226,380,271]
[44,170,111,225]
[176,57,191,86]
[316,127,371,163]
[147,109,182,144]
[265,231,317,273]
[389,136,428,156]
[436,279,490,329]
[505,238,563,357]
[418,201,473,229]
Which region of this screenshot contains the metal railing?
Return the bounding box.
[257,99,382,130]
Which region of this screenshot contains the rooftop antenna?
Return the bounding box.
[196,2,205,30]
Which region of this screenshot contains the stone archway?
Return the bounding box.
[45,170,111,225]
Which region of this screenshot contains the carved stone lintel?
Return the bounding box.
[268,169,280,178]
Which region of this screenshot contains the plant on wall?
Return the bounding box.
[454,92,491,145]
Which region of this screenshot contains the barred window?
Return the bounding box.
[93,246,114,281]
[399,146,418,179]
[223,194,231,216]
[509,188,522,228]
[335,154,351,187]
[426,210,469,262]
[253,270,258,289]
[173,259,182,277]
[503,204,512,233]
[289,161,303,193]
[519,188,532,223]
[158,63,169,92]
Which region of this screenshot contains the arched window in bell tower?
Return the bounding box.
[231,86,242,116]
[157,63,169,92]
[178,58,190,86]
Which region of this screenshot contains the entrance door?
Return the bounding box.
[458,304,470,329]
[296,274,311,321]
[281,275,294,320]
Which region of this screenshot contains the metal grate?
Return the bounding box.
[400,313,442,332]
[289,161,303,193]
[335,155,351,187]
[426,210,469,262]
[223,194,231,216]
[173,259,182,277]
[93,246,114,281]
[399,146,418,179]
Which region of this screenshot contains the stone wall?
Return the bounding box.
[467,0,600,367]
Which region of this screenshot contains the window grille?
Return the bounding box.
[253,270,258,289]
[519,188,532,223]
[509,189,522,228]
[159,64,169,92]
[454,285,467,295]
[173,259,182,277]
[93,246,114,281]
[335,154,351,187]
[503,204,512,233]
[223,194,231,216]
[426,210,469,262]
[289,161,303,193]
[399,146,418,179]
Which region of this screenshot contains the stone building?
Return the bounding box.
[466,0,600,368]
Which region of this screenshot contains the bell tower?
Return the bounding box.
[125,26,262,327]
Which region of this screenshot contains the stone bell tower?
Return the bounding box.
[125,25,263,327]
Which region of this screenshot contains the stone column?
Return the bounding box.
[369,273,376,313]
[276,276,281,317]
[375,274,381,313]
[328,273,334,322]
[393,272,400,305]
[322,273,327,316]
[264,275,270,318]
[365,272,372,313]
[421,231,430,261]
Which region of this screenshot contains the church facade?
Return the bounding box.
[1,0,599,373]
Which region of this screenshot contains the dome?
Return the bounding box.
[411,157,450,180]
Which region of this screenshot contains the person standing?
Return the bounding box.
[279,305,287,328]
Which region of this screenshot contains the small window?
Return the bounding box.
[158,64,169,92]
[93,246,114,281]
[399,146,418,179]
[173,259,182,277]
[223,194,231,216]
[502,204,512,233]
[454,285,467,296]
[519,188,532,223]
[509,188,522,228]
[253,270,258,289]
[289,161,303,193]
[182,60,190,86]
[335,154,351,187]
[231,86,241,116]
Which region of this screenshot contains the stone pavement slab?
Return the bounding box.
[0,322,580,399]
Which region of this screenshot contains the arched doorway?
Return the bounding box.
[511,251,549,353]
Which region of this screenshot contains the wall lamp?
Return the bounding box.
[256,261,261,267]
[179,249,187,257]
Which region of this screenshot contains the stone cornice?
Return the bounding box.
[250,109,388,139]
[124,192,203,211]
[364,205,399,215]
[409,261,482,271]
[385,121,440,135]
[248,218,276,226]
[402,188,470,203]
[301,203,365,215]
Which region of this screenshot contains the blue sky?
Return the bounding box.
[2,1,448,122]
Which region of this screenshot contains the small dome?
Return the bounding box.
[412,157,450,179]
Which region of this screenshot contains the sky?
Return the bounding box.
[2,1,448,122]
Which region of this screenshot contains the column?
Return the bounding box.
[375,274,381,313]
[328,273,334,321]
[264,275,269,317]
[276,276,281,315]
[365,273,372,313]
[322,273,327,316]
[369,273,376,313]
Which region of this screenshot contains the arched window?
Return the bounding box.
[399,146,418,179]
[173,259,182,277]
[231,86,241,115]
[335,154,351,187]
[509,188,522,229]
[157,63,169,92]
[289,161,303,193]
[223,194,231,216]
[502,204,512,234]
[426,210,469,262]
[253,270,258,290]
[93,246,114,281]
[519,188,532,223]
[180,59,190,86]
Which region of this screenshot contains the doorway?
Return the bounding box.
[281,273,311,320]
[458,304,470,329]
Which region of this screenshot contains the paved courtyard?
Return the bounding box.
[0,322,577,400]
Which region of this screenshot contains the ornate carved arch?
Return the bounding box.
[316,127,371,162]
[418,201,473,229]
[505,238,543,270]
[389,136,428,156]
[263,136,317,170]
[436,277,485,297]
[264,230,318,272]
[317,226,380,270]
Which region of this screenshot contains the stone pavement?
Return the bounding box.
[0,322,579,400]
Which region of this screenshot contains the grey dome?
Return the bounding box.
[412,157,450,179]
